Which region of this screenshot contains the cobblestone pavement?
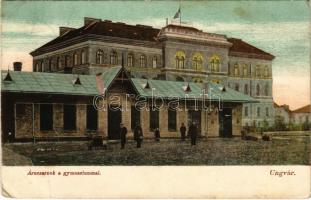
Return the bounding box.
[2,137,310,166]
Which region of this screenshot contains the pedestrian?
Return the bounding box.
[180,123,186,141]
[154,128,160,141]
[119,123,127,149]
[8,132,12,143]
[134,122,143,148]
[188,122,197,146]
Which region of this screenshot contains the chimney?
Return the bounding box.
[84,17,101,26]
[13,62,22,71]
[59,27,75,36]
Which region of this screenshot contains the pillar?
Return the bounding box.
[53,104,63,133]
[98,99,108,137]
[76,104,86,135]
[159,106,168,134]
[141,108,151,137]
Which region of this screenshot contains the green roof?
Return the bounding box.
[131,78,257,103]
[1,67,256,103]
[1,66,121,96]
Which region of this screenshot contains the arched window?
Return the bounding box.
[257,107,261,117]
[140,55,146,67]
[41,61,44,72]
[35,63,39,72]
[127,54,133,67]
[81,50,86,64]
[212,79,220,84]
[48,59,52,71]
[209,55,220,72]
[192,53,203,70]
[57,57,61,69]
[175,51,185,69]
[244,84,249,95]
[243,64,248,76]
[256,65,261,77]
[176,76,184,82]
[73,53,78,66]
[235,83,239,91]
[110,51,117,65]
[152,56,157,68]
[256,84,260,96]
[264,66,269,77]
[244,106,248,117]
[96,50,104,64]
[192,78,203,83]
[265,107,269,117]
[234,64,239,76]
[65,55,70,67]
[264,84,269,96]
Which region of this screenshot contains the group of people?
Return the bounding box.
[119,121,198,149]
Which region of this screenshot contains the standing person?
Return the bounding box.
[188,122,197,146]
[180,123,186,141]
[154,128,160,142]
[134,122,143,148]
[120,123,127,149]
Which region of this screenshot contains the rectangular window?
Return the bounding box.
[257,107,261,117]
[86,105,98,131]
[244,106,248,117]
[168,109,177,131]
[40,104,53,131]
[265,107,269,117]
[63,104,76,131]
[149,107,159,131]
[131,106,141,130]
[152,57,157,68]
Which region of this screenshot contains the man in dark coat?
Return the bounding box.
[188,122,197,146]
[154,128,160,141]
[120,123,127,149]
[180,123,186,141]
[134,123,143,148]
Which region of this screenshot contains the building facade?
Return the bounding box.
[30,17,275,127]
[291,105,311,125]
[1,67,255,142]
[274,103,292,124]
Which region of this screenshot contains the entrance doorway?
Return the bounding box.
[188,110,201,135]
[219,108,232,137]
[108,106,122,139]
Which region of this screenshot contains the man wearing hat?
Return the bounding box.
[133,122,143,148]
[120,123,128,149]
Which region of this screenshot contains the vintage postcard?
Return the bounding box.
[1,0,310,198]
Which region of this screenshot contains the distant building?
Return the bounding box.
[30,17,275,127]
[274,103,291,124]
[291,104,311,125]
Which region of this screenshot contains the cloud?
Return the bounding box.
[2,21,60,37]
[273,75,310,110]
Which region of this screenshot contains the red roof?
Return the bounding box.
[228,38,275,60]
[164,24,202,32]
[30,19,274,61]
[292,104,311,113]
[31,20,160,55]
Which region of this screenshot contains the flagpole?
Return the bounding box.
[179,3,181,25]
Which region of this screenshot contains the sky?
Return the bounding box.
[1,0,310,110]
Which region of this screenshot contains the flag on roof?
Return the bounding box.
[173,7,181,19]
